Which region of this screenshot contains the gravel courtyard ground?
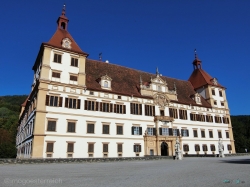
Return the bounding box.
[0,156,249,187]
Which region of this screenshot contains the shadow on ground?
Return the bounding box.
[220,159,250,164]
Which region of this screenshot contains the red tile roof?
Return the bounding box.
[85,59,212,107]
[188,68,224,89]
[44,28,88,56]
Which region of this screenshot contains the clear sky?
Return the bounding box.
[0,0,249,115]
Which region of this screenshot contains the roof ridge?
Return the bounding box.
[86,58,189,83]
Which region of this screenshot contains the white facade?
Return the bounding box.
[16,8,235,159]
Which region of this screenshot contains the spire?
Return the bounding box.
[57,4,69,30]
[62,4,66,16]
[140,75,142,85]
[192,49,202,70]
[156,67,160,77]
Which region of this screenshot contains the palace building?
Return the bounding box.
[16,6,235,158]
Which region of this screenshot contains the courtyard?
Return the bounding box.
[0,156,249,187]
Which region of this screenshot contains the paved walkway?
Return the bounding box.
[0,156,249,187]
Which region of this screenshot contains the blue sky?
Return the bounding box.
[0,0,249,115]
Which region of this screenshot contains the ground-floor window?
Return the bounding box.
[134,145,141,152]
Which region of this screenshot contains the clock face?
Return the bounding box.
[62,38,72,49]
[65,41,69,47]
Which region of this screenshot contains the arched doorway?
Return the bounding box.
[161,142,168,156]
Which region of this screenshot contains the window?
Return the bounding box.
[117,125,123,135]
[67,122,76,132]
[53,54,62,63]
[159,128,169,136]
[201,130,205,138]
[190,113,198,121]
[52,72,61,78]
[47,121,56,131]
[198,114,205,122]
[103,144,108,152]
[46,143,54,152]
[195,144,200,151]
[104,81,108,88]
[202,144,208,151]
[215,116,222,123]
[158,86,161,91]
[117,144,123,152]
[160,110,165,116]
[172,129,178,136]
[219,90,223,97]
[65,98,81,109]
[134,145,141,152]
[183,145,189,152]
[51,72,61,82]
[214,101,217,105]
[117,96,121,99]
[102,125,109,134]
[71,58,78,67]
[169,108,178,119]
[88,143,94,152]
[87,124,94,133]
[218,131,222,138]
[45,95,63,107]
[226,131,229,138]
[132,126,142,135]
[227,144,232,151]
[223,117,229,124]
[209,130,213,138]
[130,103,142,115]
[206,115,213,123]
[212,89,215,95]
[221,102,224,107]
[181,129,189,137]
[147,127,156,136]
[84,100,99,111]
[145,105,155,116]
[114,104,126,114]
[193,130,198,137]
[100,102,113,113]
[179,110,187,120]
[70,75,78,81]
[67,143,74,152]
[210,144,216,151]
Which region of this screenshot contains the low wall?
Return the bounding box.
[0,153,249,165]
[183,153,250,157]
[0,156,172,164]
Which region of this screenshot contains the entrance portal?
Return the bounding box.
[161,142,168,156]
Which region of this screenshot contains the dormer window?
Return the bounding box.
[100,75,112,90]
[193,93,201,105]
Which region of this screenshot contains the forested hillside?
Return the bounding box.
[0,95,28,158]
[231,115,250,153]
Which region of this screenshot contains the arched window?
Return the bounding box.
[61,22,66,29]
[104,81,108,88]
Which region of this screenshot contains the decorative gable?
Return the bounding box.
[150,76,169,92]
[99,75,112,90]
[211,78,218,86]
[140,75,178,101]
